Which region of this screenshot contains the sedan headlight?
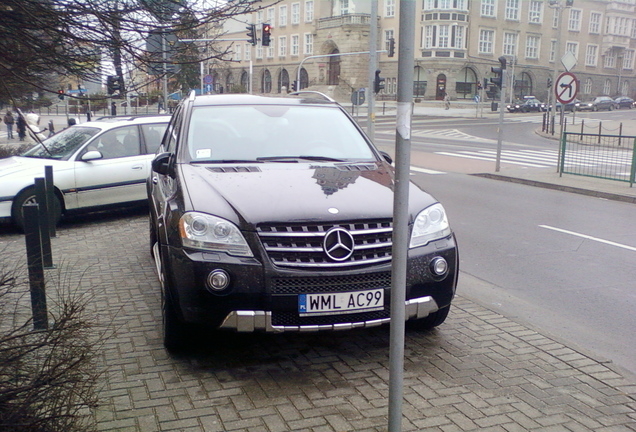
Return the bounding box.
[179,212,253,257]
[409,203,452,248]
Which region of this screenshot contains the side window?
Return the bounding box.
[164,106,183,153]
[89,126,140,159]
[141,123,168,154]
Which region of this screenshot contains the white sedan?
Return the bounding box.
[0,115,169,229]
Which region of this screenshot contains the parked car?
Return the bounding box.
[0,115,170,229]
[614,96,634,109]
[555,99,580,112]
[506,99,524,113]
[148,92,459,351]
[506,97,546,113]
[577,96,615,111]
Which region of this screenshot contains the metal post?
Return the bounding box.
[44,166,56,238]
[367,0,378,142]
[549,1,565,140]
[495,69,506,172]
[23,203,48,330]
[389,1,415,430]
[34,178,53,269]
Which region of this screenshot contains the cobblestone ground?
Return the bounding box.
[1,210,635,432]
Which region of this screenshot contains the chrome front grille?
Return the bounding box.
[257,220,393,268]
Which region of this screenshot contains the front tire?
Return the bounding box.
[157,247,190,353]
[12,187,62,231]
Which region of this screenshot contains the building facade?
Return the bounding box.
[205,0,635,103]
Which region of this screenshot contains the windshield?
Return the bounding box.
[21,126,100,160]
[186,105,376,163]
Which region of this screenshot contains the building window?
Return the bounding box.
[525,35,539,59]
[624,50,635,70]
[438,25,450,48]
[257,10,263,24]
[503,32,517,57]
[528,1,542,24]
[292,3,300,24]
[454,25,465,49]
[279,36,287,57]
[423,24,465,49]
[505,0,519,21]
[424,25,434,49]
[385,29,394,51]
[478,29,494,54]
[305,0,314,22]
[340,0,349,15]
[589,12,601,34]
[291,35,299,55]
[583,78,592,94]
[279,5,288,26]
[245,44,251,61]
[603,79,611,95]
[267,42,274,59]
[565,41,578,60]
[304,33,313,55]
[385,0,395,17]
[235,44,242,61]
[604,54,615,69]
[549,39,556,62]
[568,9,581,32]
[256,46,263,59]
[585,45,598,67]
[267,7,275,27]
[480,0,496,17]
[552,8,559,28]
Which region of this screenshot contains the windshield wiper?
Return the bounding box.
[257,155,346,162]
[193,159,264,164]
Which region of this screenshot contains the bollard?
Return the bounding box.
[598,122,602,144]
[23,203,48,330]
[44,166,56,238]
[34,178,53,268]
[580,120,584,141]
[618,123,623,147]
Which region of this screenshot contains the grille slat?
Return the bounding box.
[258,220,393,269]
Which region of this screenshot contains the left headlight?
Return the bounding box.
[409,203,452,248]
[179,212,253,257]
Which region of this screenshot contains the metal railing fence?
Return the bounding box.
[560,131,636,187]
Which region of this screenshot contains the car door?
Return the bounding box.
[74,125,153,208]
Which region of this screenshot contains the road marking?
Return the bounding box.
[539,225,636,252]
[410,166,446,175]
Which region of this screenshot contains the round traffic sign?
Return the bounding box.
[555,72,578,104]
[203,74,213,85]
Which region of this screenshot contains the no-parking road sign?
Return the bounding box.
[555,72,579,104]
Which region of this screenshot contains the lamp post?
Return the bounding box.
[547,0,572,135]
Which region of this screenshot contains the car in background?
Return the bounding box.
[555,99,580,112]
[0,115,169,229]
[147,92,459,351]
[614,96,634,109]
[506,97,546,113]
[577,96,615,111]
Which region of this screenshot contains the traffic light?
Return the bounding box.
[291,81,298,91]
[374,70,385,94]
[490,56,507,89]
[57,89,65,100]
[107,75,123,95]
[547,77,553,88]
[388,38,395,57]
[262,23,271,46]
[246,24,256,46]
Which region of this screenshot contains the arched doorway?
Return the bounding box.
[261,69,272,93]
[278,69,290,93]
[435,74,447,100]
[299,68,309,90]
[328,49,340,85]
[413,66,427,98]
[226,72,234,93]
[455,67,478,99]
[515,72,533,99]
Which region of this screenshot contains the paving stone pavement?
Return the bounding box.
[1,210,635,432]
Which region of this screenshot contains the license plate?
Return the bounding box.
[298,289,384,316]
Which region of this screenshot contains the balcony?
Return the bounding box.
[317,14,371,30]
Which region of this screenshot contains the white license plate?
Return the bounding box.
[298,289,384,316]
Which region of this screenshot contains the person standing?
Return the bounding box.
[16,113,26,141]
[3,111,14,139]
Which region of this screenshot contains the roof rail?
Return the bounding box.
[289,91,335,103]
[189,90,196,101]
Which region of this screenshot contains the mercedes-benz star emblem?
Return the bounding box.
[323,227,355,261]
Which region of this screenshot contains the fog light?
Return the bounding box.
[207,269,230,292]
[430,257,448,277]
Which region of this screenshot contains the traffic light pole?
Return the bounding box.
[495,68,506,172]
[367,0,378,142]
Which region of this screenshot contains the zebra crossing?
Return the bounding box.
[436,148,633,170]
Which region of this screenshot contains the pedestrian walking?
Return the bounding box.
[25,112,45,144]
[443,93,451,110]
[3,111,14,139]
[16,114,26,141]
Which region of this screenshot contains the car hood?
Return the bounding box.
[0,156,70,179]
[178,162,438,229]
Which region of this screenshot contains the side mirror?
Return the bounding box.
[379,151,393,165]
[151,152,174,177]
[81,150,103,161]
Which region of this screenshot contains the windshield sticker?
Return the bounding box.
[196,149,212,159]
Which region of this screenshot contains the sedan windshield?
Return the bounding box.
[186,105,376,163]
[21,126,100,160]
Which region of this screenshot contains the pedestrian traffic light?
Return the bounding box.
[57,89,65,100]
[374,70,385,94]
[388,38,395,57]
[490,56,507,89]
[107,75,123,95]
[262,23,271,46]
[547,77,552,88]
[246,24,256,46]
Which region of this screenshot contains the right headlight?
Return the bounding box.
[179,212,253,257]
[409,203,452,248]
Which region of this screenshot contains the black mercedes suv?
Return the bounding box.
[148,91,458,351]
